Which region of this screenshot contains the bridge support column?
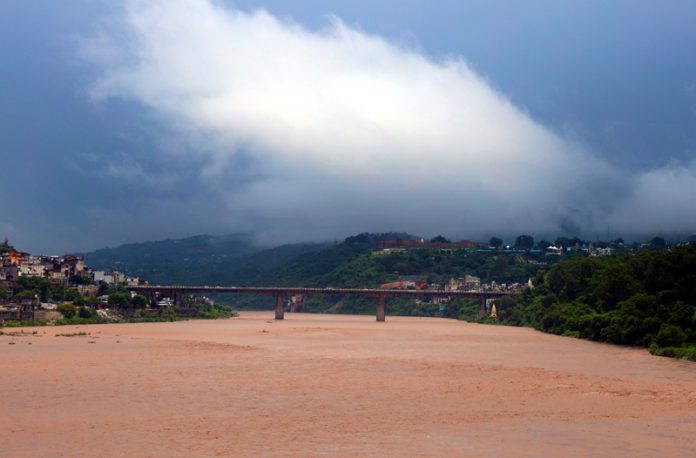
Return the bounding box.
[174,291,189,308]
[275,293,286,320]
[376,295,386,322]
[477,296,487,319]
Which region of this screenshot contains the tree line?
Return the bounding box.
[492,245,696,360]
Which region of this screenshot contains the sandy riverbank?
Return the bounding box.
[1,312,695,456]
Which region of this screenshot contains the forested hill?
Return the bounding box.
[80,234,329,285]
[267,233,542,287]
[80,232,544,288]
[494,245,696,360]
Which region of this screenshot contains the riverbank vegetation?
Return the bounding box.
[491,245,696,360]
[1,277,237,329]
[1,302,238,329]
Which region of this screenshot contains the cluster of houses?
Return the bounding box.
[0,248,141,304]
[378,238,479,251]
[283,275,528,311]
[1,252,87,282]
[544,244,615,257]
[379,275,529,294]
[378,237,619,257]
[0,245,224,323]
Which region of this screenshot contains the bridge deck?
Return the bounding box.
[127,285,510,321]
[129,285,508,298]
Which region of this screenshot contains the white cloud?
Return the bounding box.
[607,161,696,235]
[81,0,694,241]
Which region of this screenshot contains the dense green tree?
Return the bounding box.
[70,274,95,285]
[591,261,641,310]
[655,324,686,347]
[64,288,82,302]
[489,237,503,249]
[649,237,667,249]
[108,292,131,309]
[57,303,77,319]
[498,245,696,359]
[547,257,600,302]
[78,306,97,319]
[98,282,109,296]
[430,235,451,243]
[131,294,148,309]
[14,290,37,300]
[514,235,534,249]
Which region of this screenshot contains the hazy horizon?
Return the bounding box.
[19,229,694,258]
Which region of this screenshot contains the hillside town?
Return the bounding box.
[280,274,530,313]
[378,275,530,294]
[376,236,624,257]
[0,251,140,291]
[0,239,145,322]
[0,244,139,289]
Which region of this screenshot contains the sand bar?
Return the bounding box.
[1,312,695,456]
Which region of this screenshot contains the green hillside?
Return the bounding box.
[494,245,696,360]
[81,232,545,311]
[216,232,546,311]
[81,234,328,285]
[269,234,541,287]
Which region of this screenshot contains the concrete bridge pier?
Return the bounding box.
[275,293,286,320]
[376,295,386,322]
[173,291,188,308]
[477,297,487,319]
[148,292,158,307]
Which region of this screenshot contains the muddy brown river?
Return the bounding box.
[1,312,694,456]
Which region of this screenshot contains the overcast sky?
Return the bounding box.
[1,0,695,254]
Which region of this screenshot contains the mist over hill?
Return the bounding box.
[79,232,541,290]
[80,233,329,285]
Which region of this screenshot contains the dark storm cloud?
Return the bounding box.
[76,0,696,246]
[2,0,695,253]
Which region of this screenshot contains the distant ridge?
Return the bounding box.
[78,233,329,285]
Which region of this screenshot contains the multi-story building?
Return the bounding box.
[1,251,88,282]
[461,275,481,291]
[94,270,128,285]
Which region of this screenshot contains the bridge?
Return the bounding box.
[127,285,509,321]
